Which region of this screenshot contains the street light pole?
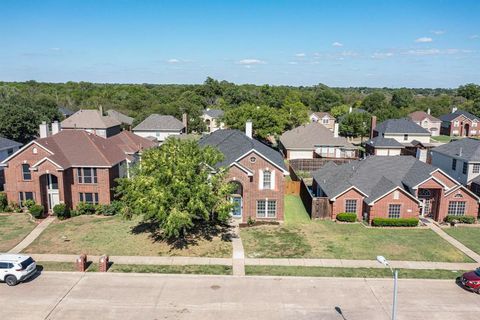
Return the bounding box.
[377,256,398,320]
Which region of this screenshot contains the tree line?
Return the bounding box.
[1,79,479,143]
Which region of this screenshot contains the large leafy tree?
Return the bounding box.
[281,93,309,130]
[339,111,371,138]
[116,138,233,239]
[391,88,414,109]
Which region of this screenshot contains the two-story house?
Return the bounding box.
[133,114,186,143]
[0,137,22,190]
[199,122,289,222]
[312,156,479,223]
[439,108,480,137]
[0,129,156,213]
[61,109,122,138]
[201,109,225,133]
[407,110,441,137]
[309,112,336,131]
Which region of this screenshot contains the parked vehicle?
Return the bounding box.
[458,268,480,293]
[0,254,37,286]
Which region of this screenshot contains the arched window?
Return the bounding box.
[418,189,431,197]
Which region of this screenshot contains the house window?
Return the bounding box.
[403,134,408,141]
[77,168,98,184]
[447,201,466,216]
[388,204,401,219]
[7,148,14,155]
[452,159,457,171]
[454,121,460,127]
[18,192,34,206]
[22,164,31,180]
[473,122,478,128]
[79,192,99,205]
[250,156,256,163]
[473,164,480,173]
[256,200,276,218]
[322,118,329,125]
[463,162,468,175]
[345,199,357,214]
[263,170,272,189]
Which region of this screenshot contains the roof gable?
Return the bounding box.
[280,122,354,150]
[133,114,185,131]
[61,109,121,129]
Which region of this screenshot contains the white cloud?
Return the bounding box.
[295,53,306,57]
[470,34,479,39]
[402,48,473,56]
[371,52,394,59]
[431,30,445,35]
[332,42,343,47]
[415,37,433,43]
[50,47,61,51]
[340,51,358,57]
[288,61,298,65]
[237,59,265,65]
[167,58,180,63]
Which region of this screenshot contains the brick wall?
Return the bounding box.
[437,188,479,222]
[331,188,366,221]
[368,189,420,223]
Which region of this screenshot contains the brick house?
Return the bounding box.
[0,137,22,191]
[199,122,289,222]
[439,108,480,137]
[312,156,479,223]
[0,130,156,213]
[309,112,336,131]
[407,110,441,137]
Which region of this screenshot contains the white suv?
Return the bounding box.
[0,254,37,286]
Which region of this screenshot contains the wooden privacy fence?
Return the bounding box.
[290,158,354,174]
[285,180,300,195]
[299,179,331,219]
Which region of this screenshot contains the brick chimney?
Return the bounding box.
[370,116,377,139]
[182,113,188,133]
[245,120,253,139]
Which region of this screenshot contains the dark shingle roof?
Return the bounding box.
[133,114,185,131]
[439,110,480,122]
[198,129,287,171]
[0,137,22,151]
[312,156,436,202]
[58,107,75,117]
[203,109,225,118]
[375,119,430,135]
[431,138,480,162]
[365,136,404,148]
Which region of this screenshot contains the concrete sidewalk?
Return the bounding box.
[8,216,56,254]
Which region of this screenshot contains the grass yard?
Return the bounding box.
[431,135,453,143]
[246,266,466,279]
[445,227,480,255]
[24,215,232,257]
[240,196,471,262]
[0,213,36,252]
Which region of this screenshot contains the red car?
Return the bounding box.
[459,268,480,293]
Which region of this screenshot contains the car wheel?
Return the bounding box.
[476,288,480,295]
[5,275,18,286]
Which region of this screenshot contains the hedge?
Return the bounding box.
[53,203,70,220]
[444,215,475,224]
[29,204,44,219]
[336,212,357,222]
[372,218,419,227]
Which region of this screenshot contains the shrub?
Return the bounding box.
[336,212,357,222]
[444,215,475,224]
[23,199,36,210]
[372,218,419,227]
[0,192,8,211]
[76,202,97,215]
[70,209,79,217]
[95,201,122,216]
[9,202,22,213]
[29,204,44,219]
[247,216,256,226]
[53,203,70,220]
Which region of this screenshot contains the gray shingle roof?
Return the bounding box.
[312,156,436,202]
[107,110,134,125]
[198,129,287,171]
[365,136,404,148]
[431,138,480,162]
[375,119,430,135]
[439,110,480,122]
[61,109,121,129]
[280,122,355,150]
[133,114,185,131]
[0,136,22,151]
[58,107,75,117]
[203,109,224,118]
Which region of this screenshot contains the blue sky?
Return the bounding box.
[1,0,479,87]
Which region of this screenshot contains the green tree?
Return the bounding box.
[391,88,414,109]
[116,139,233,239]
[361,92,387,114]
[339,112,371,138]
[281,94,309,130]
[311,84,343,111]
[329,104,350,118]
[458,83,480,101]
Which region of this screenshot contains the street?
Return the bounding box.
[1,271,479,320]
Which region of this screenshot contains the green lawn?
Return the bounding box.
[445,227,480,255]
[24,215,232,257]
[246,266,466,279]
[431,135,453,143]
[0,213,36,252]
[240,196,471,262]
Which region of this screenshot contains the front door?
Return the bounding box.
[46,174,59,211]
[231,196,242,218]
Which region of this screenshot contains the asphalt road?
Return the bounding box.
[1,272,479,320]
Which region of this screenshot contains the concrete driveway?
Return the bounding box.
[1,272,479,320]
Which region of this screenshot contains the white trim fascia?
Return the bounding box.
[368,186,421,205]
[230,162,254,177]
[31,157,64,170]
[331,186,368,202]
[411,175,449,191]
[444,185,480,202]
[0,141,54,165]
[234,149,289,175]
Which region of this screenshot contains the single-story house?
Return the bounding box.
[312,155,479,223]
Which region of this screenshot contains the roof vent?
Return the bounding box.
[458,147,463,157]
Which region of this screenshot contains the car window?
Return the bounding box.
[475,268,480,277]
[20,257,34,269]
[0,262,9,269]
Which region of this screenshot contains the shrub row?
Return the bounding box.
[444,215,475,224]
[69,201,123,218]
[336,212,357,222]
[372,218,419,227]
